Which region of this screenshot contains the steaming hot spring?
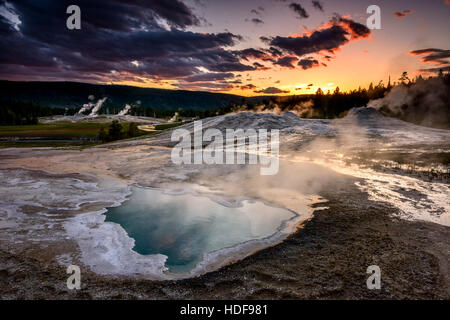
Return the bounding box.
[103,186,301,276]
[0,107,448,281]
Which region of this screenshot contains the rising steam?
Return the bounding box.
[368,77,450,129]
[89,97,108,117]
[234,100,315,117]
[118,104,132,116]
[78,96,108,116]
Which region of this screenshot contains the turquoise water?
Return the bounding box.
[105,187,296,273]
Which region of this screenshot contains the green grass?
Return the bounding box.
[0,121,177,148]
[0,141,100,149]
[0,122,109,138]
[0,122,150,138]
[154,122,184,130]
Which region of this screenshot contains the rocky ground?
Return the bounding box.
[0,109,448,299]
[0,174,448,300]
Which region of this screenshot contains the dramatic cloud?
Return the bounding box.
[394,10,414,18]
[0,0,255,88]
[1,0,372,87]
[2,0,432,94]
[251,18,264,25]
[235,48,271,61]
[241,84,257,90]
[410,48,450,65]
[410,48,450,73]
[265,16,370,58]
[251,7,265,15]
[289,3,309,19]
[298,58,319,69]
[274,56,299,69]
[267,46,284,57]
[253,62,271,70]
[312,1,324,12]
[254,87,290,94]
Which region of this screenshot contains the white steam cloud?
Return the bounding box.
[234,100,314,118]
[89,97,108,117]
[78,96,107,116]
[118,104,132,116]
[367,77,449,129]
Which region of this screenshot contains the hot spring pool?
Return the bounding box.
[105,186,298,274]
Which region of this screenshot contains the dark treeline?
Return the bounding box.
[2,71,448,125]
[97,121,144,142]
[228,80,391,119]
[227,71,450,120]
[91,71,450,122]
[121,106,219,119]
[0,100,76,125]
[375,71,450,129]
[0,80,244,111]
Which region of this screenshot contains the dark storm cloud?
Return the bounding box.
[0,12,15,36]
[338,17,371,39]
[312,1,324,12]
[253,62,271,70]
[394,10,414,18]
[265,16,370,57]
[289,3,309,19]
[254,87,289,94]
[252,18,264,25]
[241,83,256,90]
[410,48,450,65]
[246,18,264,25]
[0,0,255,83]
[298,58,319,69]
[274,56,298,68]
[268,46,283,57]
[410,48,450,73]
[249,15,370,72]
[8,0,198,52]
[267,25,348,56]
[234,48,269,61]
[250,7,265,15]
[208,61,255,72]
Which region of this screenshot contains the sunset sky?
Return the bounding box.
[1,0,449,96]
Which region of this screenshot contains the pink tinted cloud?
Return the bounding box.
[394,10,414,18]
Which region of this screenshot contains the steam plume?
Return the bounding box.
[118,104,132,116]
[89,97,108,117]
[367,77,450,129]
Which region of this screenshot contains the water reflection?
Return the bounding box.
[105,186,295,273]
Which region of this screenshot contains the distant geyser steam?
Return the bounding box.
[368,77,450,129]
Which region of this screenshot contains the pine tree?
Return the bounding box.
[98,127,107,142]
[108,120,122,141]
